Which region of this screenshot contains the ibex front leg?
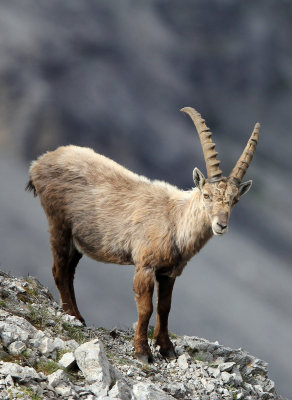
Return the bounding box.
[133,268,154,363]
[154,274,176,359]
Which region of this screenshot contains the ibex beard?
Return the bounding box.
[26,107,259,363]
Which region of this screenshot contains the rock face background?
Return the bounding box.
[0,0,291,398]
[0,271,287,399]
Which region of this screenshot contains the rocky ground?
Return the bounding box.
[0,270,286,400]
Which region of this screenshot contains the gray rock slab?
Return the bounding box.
[0,319,34,346]
[37,336,67,356]
[47,369,69,388]
[133,382,174,400]
[58,351,76,370]
[55,383,74,397]
[221,371,233,384]
[74,338,113,386]
[0,362,42,382]
[177,353,189,370]
[109,379,133,400]
[219,361,235,372]
[7,341,26,356]
[88,382,109,398]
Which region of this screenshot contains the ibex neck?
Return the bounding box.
[175,189,213,260]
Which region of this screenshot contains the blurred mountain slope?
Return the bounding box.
[0,0,291,397]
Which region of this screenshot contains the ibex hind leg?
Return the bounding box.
[67,245,85,325]
[49,221,85,325]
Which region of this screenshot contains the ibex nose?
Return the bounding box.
[217,222,227,231]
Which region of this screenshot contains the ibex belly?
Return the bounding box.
[73,235,134,265]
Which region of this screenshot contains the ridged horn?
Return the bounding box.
[229,122,260,183]
[181,107,222,181]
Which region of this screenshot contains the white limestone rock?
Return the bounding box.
[55,384,75,397]
[0,316,36,346]
[64,339,79,350]
[7,341,26,356]
[265,379,276,393]
[74,338,115,387]
[48,369,69,388]
[62,313,84,327]
[219,361,235,372]
[232,367,243,386]
[58,351,76,370]
[133,382,174,400]
[177,353,190,370]
[37,336,67,356]
[109,379,133,400]
[88,382,109,398]
[221,371,233,384]
[0,362,42,382]
[0,309,9,318]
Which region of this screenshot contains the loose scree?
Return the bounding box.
[26,107,260,363]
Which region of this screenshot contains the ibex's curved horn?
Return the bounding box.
[229,122,260,183]
[181,107,222,181]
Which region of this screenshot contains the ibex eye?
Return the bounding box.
[203,193,210,199]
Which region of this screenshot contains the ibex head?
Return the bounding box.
[181,107,260,236]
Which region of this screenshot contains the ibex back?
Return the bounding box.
[26,107,260,363]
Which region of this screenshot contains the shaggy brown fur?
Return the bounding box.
[26,110,259,363]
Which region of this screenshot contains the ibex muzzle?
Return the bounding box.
[213,211,229,235]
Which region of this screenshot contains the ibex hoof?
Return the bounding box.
[75,315,86,326]
[136,352,154,364]
[159,347,177,359]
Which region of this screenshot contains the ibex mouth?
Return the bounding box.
[213,228,228,236]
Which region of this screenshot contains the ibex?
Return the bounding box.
[26,107,259,363]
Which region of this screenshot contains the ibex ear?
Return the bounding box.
[238,180,252,197]
[193,168,206,190]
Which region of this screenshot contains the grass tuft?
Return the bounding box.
[0,300,7,308]
[34,359,60,375]
[62,322,86,344]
